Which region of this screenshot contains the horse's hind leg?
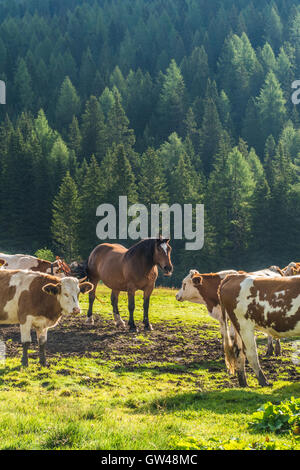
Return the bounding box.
[111,290,125,328]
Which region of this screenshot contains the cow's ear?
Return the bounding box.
[79,282,93,294]
[192,275,202,286]
[0,259,5,267]
[189,269,199,276]
[42,283,61,296]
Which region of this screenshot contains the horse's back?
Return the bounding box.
[88,243,128,288]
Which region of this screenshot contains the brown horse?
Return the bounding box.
[82,237,173,330]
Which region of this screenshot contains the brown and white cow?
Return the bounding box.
[0,253,70,276]
[176,268,284,355]
[219,274,300,387]
[0,269,93,366]
[176,270,239,338]
[282,262,300,276]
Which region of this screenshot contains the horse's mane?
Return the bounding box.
[126,238,156,265]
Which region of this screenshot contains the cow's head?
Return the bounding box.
[154,237,173,276]
[268,265,284,276]
[42,277,93,315]
[47,258,71,276]
[282,262,300,276]
[176,270,204,302]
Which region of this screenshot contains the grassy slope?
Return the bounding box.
[0,285,299,450]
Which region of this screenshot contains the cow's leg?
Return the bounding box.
[111,290,125,328]
[242,329,270,387]
[35,327,48,367]
[86,279,98,325]
[128,290,136,331]
[274,339,281,356]
[20,317,33,367]
[143,284,154,331]
[266,335,274,356]
[233,332,248,387]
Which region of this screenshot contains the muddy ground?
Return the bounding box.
[0,314,299,386]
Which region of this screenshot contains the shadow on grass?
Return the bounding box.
[113,358,226,375]
[130,383,300,416]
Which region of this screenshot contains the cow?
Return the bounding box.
[219,274,300,387]
[0,269,93,366]
[176,269,240,339]
[282,262,300,276]
[0,253,70,276]
[176,267,283,355]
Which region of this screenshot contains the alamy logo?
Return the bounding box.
[0,80,5,104]
[291,340,300,366]
[96,196,205,251]
[0,340,5,366]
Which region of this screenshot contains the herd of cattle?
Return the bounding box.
[176,263,300,387]
[0,251,299,388]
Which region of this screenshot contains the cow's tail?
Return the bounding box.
[221,302,236,376]
[71,260,90,280]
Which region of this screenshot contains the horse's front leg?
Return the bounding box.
[127,290,136,331]
[143,285,154,331]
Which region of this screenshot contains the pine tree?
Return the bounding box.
[51,172,80,261]
[199,94,223,174]
[158,59,187,139]
[68,116,82,160]
[56,76,80,131]
[169,153,201,205]
[81,96,107,162]
[256,71,287,144]
[78,155,105,256]
[106,87,136,153]
[109,144,137,206]
[263,4,283,51]
[138,148,168,206]
[14,58,34,111]
[207,145,254,266]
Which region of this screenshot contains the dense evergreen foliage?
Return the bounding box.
[1,0,300,283]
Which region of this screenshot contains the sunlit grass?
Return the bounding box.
[0,285,299,450]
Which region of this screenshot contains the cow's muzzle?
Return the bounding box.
[72,307,81,315]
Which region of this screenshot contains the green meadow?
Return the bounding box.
[0,285,299,450]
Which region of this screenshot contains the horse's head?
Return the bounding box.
[154,237,173,276]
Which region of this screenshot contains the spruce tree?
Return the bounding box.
[56,76,80,131]
[81,96,107,162]
[256,71,287,144]
[78,155,105,256]
[51,172,80,261]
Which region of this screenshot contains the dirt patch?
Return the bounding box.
[0,315,299,384]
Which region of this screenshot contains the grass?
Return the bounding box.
[0,285,299,450]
